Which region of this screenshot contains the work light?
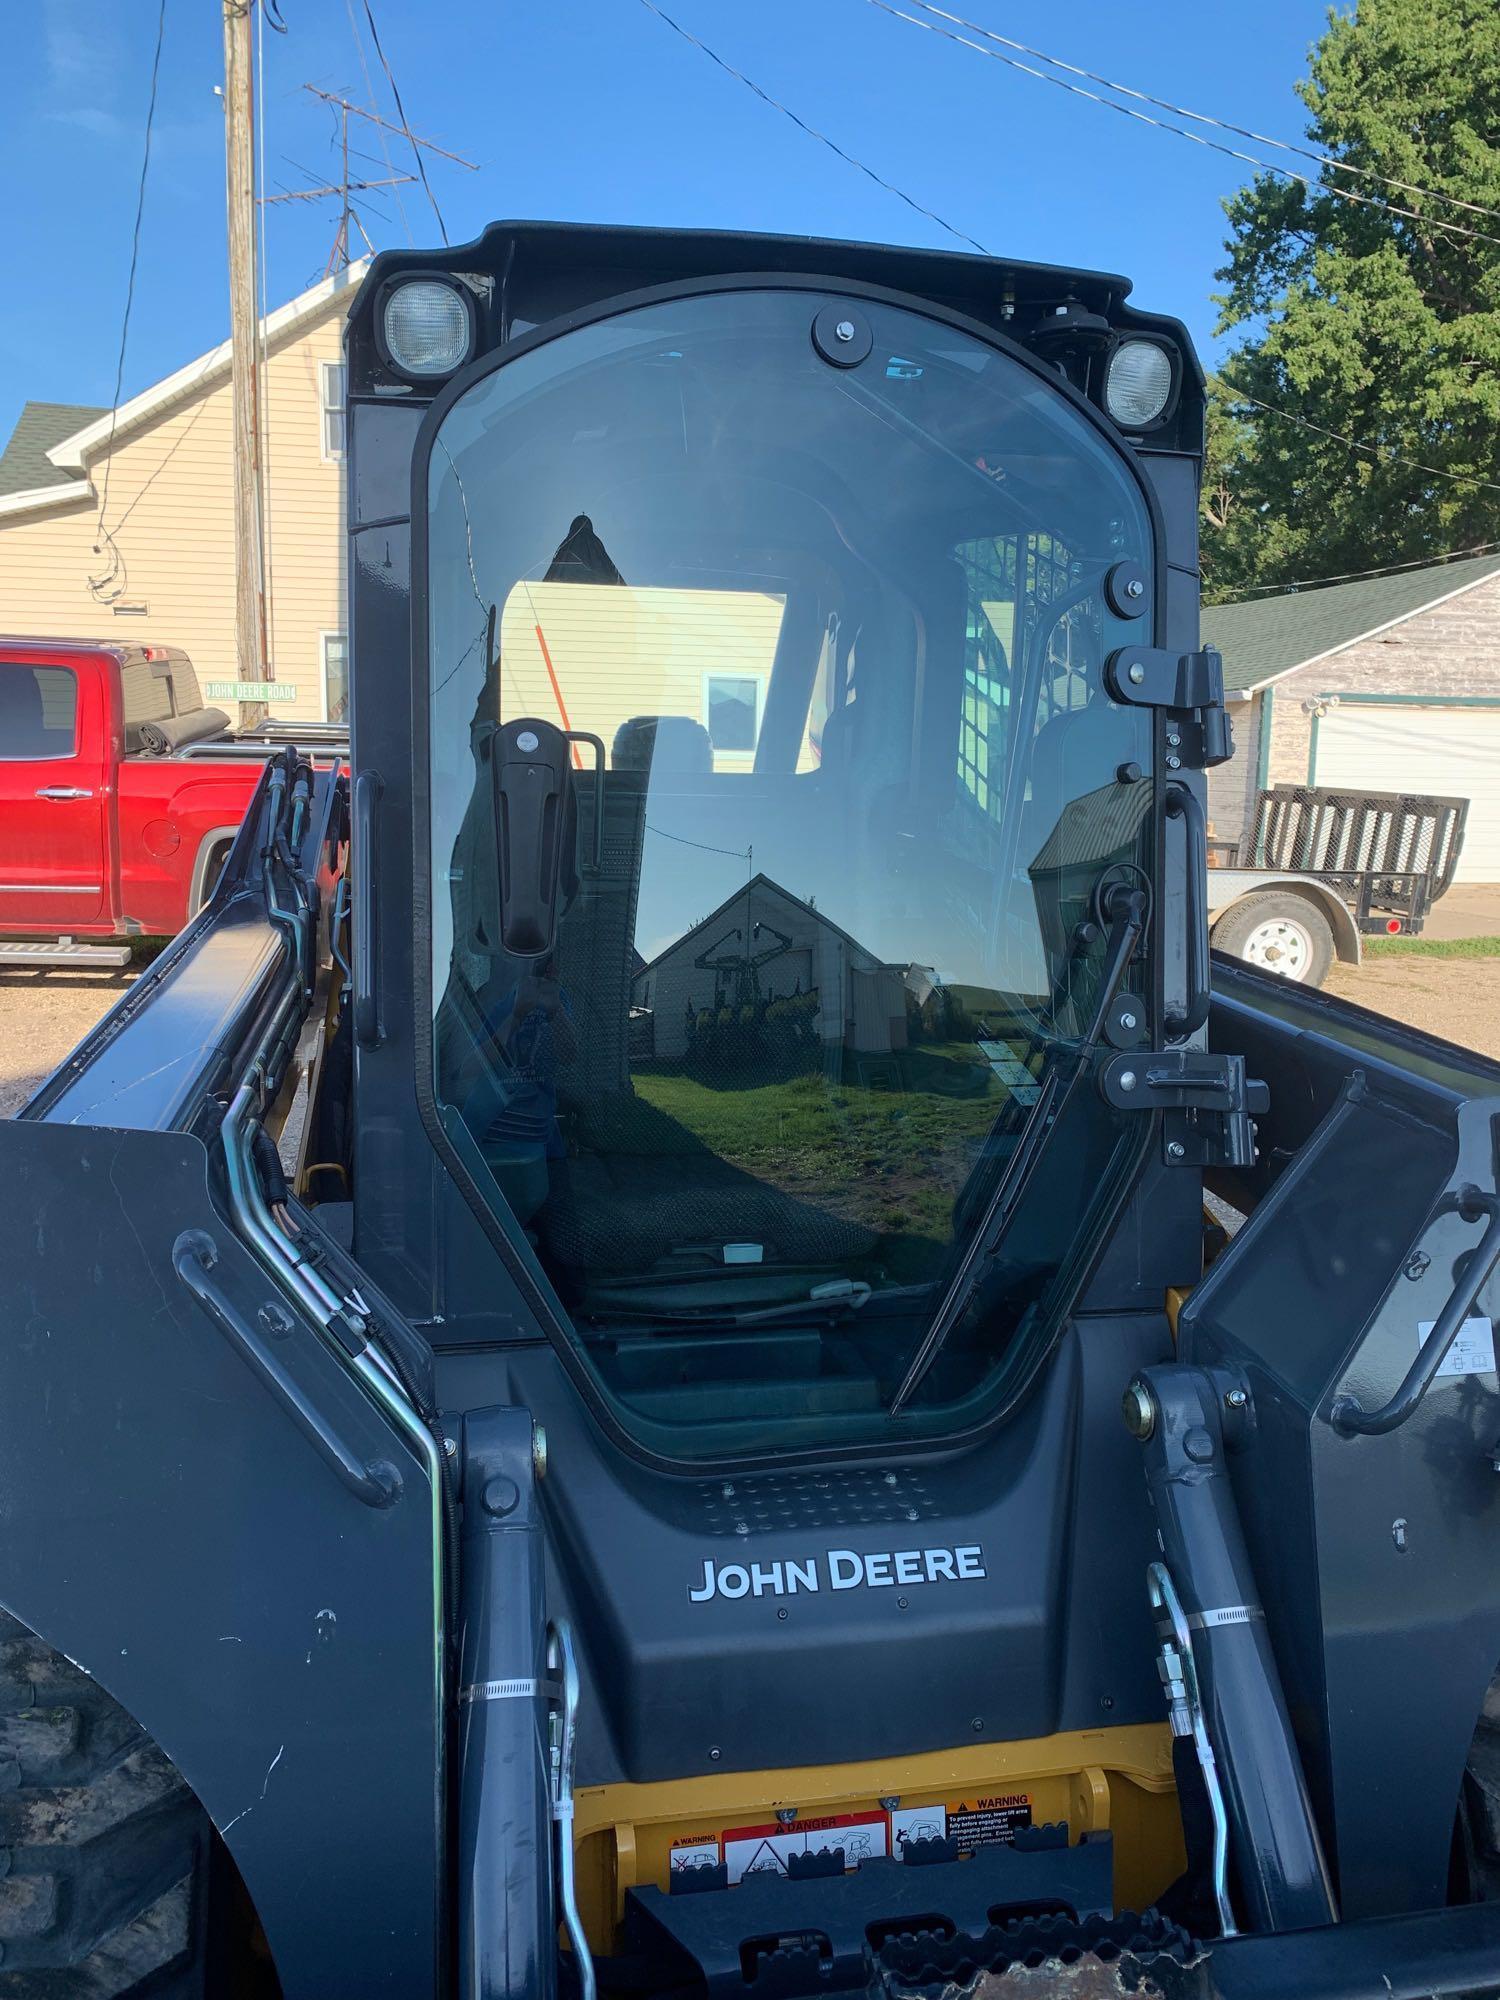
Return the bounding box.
[1104,338,1175,430]
[382,279,474,378]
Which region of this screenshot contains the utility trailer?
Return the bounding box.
[1205,783,1469,984]
[2,223,1500,2000]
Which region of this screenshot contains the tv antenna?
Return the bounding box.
[260,85,477,272]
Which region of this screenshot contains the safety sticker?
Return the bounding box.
[720,1811,887,1884]
[669,1835,721,1874]
[891,1794,1033,1855]
[1419,1316,1497,1380]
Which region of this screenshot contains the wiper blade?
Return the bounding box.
[594,1280,932,1335]
[887,884,1147,1416]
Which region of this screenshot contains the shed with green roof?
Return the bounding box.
[1202,553,1500,880]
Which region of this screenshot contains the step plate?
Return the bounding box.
[0,942,132,968]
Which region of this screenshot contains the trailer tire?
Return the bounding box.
[0,1609,219,1996]
[1212,890,1335,987]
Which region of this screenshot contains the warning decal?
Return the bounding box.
[720,1811,887,1885]
[891,1794,1033,1855]
[669,1836,721,1874]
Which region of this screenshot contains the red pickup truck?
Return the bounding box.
[0,640,275,969]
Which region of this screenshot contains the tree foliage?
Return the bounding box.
[1202,0,1500,601]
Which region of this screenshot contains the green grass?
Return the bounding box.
[1363,934,1500,960]
[618,1045,1018,1281]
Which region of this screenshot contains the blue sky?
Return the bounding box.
[1,0,1334,446]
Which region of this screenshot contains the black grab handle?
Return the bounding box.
[1165,782,1212,1040]
[173,1231,400,1508]
[1331,1188,1500,1437]
[352,770,380,1047]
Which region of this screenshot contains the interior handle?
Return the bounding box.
[1165,782,1211,1039]
[352,770,381,1047]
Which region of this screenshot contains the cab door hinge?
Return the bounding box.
[1105,646,1234,770]
[1099,1049,1268,1168]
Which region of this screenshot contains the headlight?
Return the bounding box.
[1104,340,1175,429]
[382,279,473,378]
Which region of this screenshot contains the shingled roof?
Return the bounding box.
[1201,552,1500,697]
[0,401,106,499]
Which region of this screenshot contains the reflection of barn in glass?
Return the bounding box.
[631,875,920,1062]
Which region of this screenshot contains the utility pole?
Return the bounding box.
[222,0,268,713]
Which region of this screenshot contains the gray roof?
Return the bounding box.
[1202,552,1500,696]
[0,401,107,498]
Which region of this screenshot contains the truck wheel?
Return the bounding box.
[0,1609,222,1995]
[1212,892,1334,987]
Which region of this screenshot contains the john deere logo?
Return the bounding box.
[688,1545,986,1602]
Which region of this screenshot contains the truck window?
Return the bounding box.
[0,665,77,759]
[423,287,1156,1462]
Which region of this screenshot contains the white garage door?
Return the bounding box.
[1314,704,1500,882]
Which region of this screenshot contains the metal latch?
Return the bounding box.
[1099,1049,1268,1168]
[1105,645,1234,770]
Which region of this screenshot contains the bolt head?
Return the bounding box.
[1122,1379,1156,1440]
[1127,661,1146,685]
[879,1795,901,1811]
[1119,1069,1137,1091]
[1167,1139,1187,1160]
[1119,1011,1138,1031]
[835,319,856,343]
[1126,578,1145,599]
[1225,1386,1248,1411]
[1166,754,1182,770]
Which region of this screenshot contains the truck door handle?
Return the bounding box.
[35,786,94,800]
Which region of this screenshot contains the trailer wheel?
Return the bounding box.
[0,1610,245,1995]
[1212,891,1335,986]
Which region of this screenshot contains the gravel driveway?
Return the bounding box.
[0,969,138,1116]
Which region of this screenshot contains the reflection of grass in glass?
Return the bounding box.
[627,1045,1013,1279]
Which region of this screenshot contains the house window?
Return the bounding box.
[322,633,349,723]
[321,361,346,460]
[704,674,759,753]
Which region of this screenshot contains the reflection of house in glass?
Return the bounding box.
[631,875,928,1061]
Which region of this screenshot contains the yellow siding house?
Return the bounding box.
[0,265,366,723]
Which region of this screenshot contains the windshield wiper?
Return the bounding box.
[591,1280,933,1336]
[887,883,1148,1416]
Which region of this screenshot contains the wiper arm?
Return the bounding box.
[593,1280,933,1336]
[887,885,1147,1416]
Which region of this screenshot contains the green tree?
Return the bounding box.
[1202,0,1500,600]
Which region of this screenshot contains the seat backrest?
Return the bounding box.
[612,715,713,773]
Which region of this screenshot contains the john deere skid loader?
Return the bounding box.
[4,223,1500,1998]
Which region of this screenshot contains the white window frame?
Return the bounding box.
[701,670,764,756]
[321,630,349,724]
[320,360,347,462]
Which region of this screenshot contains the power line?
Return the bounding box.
[860,0,1500,252]
[359,0,449,243]
[634,0,990,255]
[90,0,168,600]
[629,2,1495,511]
[1219,382,1500,493]
[1215,540,1500,601]
[884,0,1500,229]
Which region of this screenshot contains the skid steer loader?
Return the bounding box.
[4,222,1500,1998]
